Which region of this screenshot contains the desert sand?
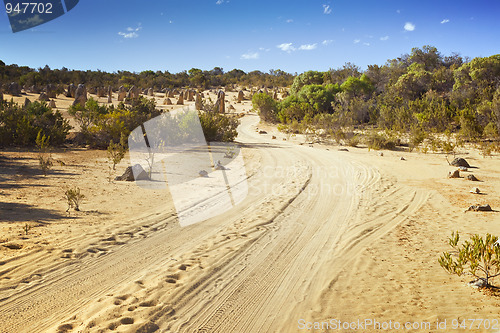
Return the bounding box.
[1,90,500,333]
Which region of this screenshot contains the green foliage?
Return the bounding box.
[459,106,483,141]
[0,100,70,147]
[64,187,85,212]
[107,133,127,181]
[366,132,400,150]
[290,70,325,94]
[439,232,500,286]
[340,74,374,97]
[69,97,161,148]
[409,125,426,152]
[252,93,277,122]
[297,84,338,113]
[36,131,52,176]
[198,111,239,142]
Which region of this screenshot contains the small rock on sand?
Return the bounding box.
[448,170,460,178]
[466,204,492,212]
[469,187,481,194]
[115,164,149,181]
[467,174,479,181]
[468,278,488,288]
[451,157,471,168]
[199,170,208,177]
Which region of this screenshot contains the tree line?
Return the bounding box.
[252,45,500,149]
[0,62,294,91]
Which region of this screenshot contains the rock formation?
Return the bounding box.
[195,93,202,110]
[451,158,471,168]
[118,86,127,101]
[8,82,21,96]
[46,84,57,98]
[237,90,244,103]
[215,90,225,113]
[127,86,140,100]
[115,164,149,181]
[66,84,76,98]
[176,93,184,105]
[38,93,50,102]
[73,84,87,107]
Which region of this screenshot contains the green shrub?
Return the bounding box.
[70,97,161,148]
[366,132,400,150]
[409,126,427,152]
[36,131,52,176]
[346,133,360,147]
[64,187,85,212]
[107,133,127,170]
[0,100,70,147]
[198,111,239,142]
[252,93,277,122]
[439,232,500,287]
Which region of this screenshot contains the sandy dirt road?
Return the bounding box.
[0,113,427,333]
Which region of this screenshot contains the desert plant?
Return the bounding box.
[107,133,127,181]
[36,130,52,176]
[409,126,426,152]
[252,93,277,122]
[198,107,239,142]
[64,187,85,212]
[346,133,360,147]
[23,223,31,235]
[366,132,399,151]
[439,231,500,287]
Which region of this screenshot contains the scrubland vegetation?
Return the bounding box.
[252,46,500,151]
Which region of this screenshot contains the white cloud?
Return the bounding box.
[396,9,401,14]
[380,36,389,41]
[286,19,293,23]
[323,4,332,14]
[119,24,142,38]
[404,22,415,31]
[216,0,224,4]
[241,52,259,60]
[277,43,296,53]
[259,47,271,52]
[118,32,138,38]
[441,19,450,24]
[322,39,333,45]
[299,43,317,50]
[363,42,370,46]
[353,39,360,44]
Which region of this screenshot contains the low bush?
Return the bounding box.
[0,100,70,147]
[252,93,277,122]
[366,132,400,150]
[439,232,500,287]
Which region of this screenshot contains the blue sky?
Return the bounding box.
[0,0,499,73]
